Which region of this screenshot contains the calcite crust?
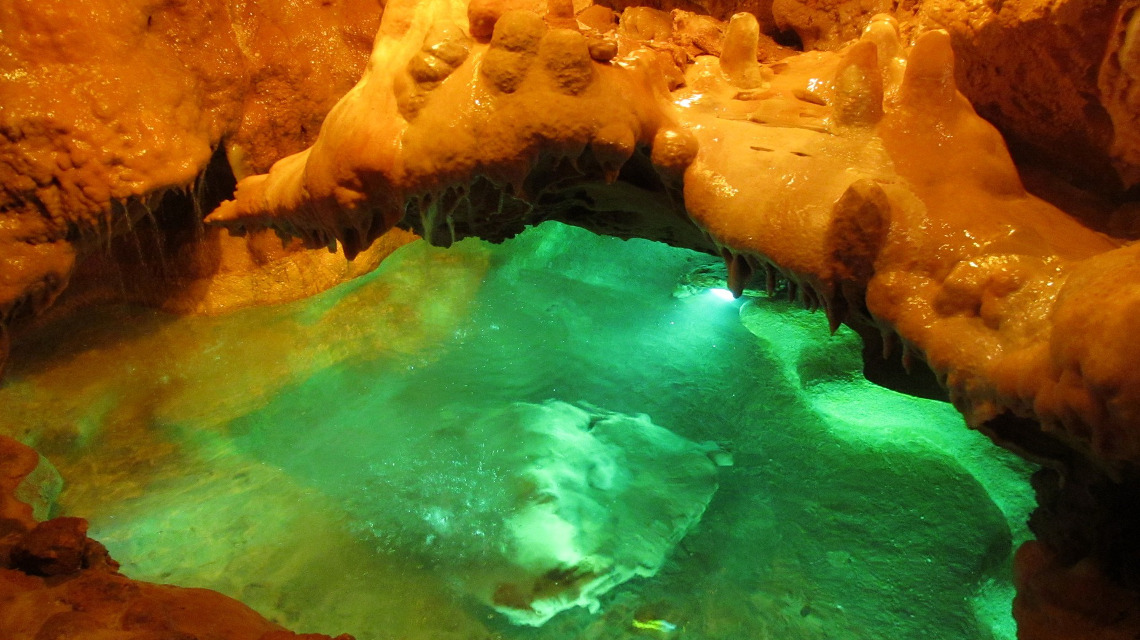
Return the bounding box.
[202,2,1139,481]
[3,0,1140,638]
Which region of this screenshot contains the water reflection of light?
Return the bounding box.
[708,173,738,197]
[676,94,703,108]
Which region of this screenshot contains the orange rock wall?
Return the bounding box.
[4,2,1140,639]
[0,0,393,366]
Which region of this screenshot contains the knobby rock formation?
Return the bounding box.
[3,0,1140,638]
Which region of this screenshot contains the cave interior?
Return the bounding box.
[3,1,1140,639]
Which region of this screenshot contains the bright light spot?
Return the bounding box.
[709,288,736,301]
[676,94,704,108]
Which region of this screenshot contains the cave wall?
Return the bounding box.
[3,1,1140,638]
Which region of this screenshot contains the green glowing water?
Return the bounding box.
[0,222,1035,640]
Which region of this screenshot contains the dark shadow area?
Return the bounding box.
[851,324,950,403]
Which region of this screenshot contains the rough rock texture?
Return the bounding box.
[0,437,355,640]
[605,0,1140,193]
[62,226,417,316]
[922,0,1123,190]
[5,0,1140,638]
[0,0,245,330]
[208,0,706,257]
[201,6,1140,634]
[785,0,1140,193]
[1101,0,1140,187]
[0,0,401,369]
[225,0,385,179]
[205,3,1134,478]
[0,436,41,530]
[4,0,1133,353]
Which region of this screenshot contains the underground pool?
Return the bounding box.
[0,221,1036,640]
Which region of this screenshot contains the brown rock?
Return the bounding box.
[925,0,1121,189]
[618,6,674,41]
[770,0,892,50]
[491,9,550,52]
[468,0,546,39]
[11,517,94,577]
[0,0,246,334]
[578,4,618,32]
[0,0,394,377]
[1014,541,1140,640]
[226,0,384,179]
[1099,1,1140,187]
[588,38,619,61]
[0,569,316,639]
[539,29,596,95]
[0,436,40,531]
[650,128,700,180]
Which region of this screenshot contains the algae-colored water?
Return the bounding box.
[0,222,1035,640]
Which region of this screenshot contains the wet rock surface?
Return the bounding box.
[3,1,1140,638]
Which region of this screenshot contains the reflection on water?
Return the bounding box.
[0,222,1035,640]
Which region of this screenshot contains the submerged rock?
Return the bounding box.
[350,400,719,626]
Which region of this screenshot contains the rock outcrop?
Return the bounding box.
[0,436,355,640]
[0,0,407,371]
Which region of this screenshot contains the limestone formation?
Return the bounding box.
[197,7,1140,632]
[3,0,1140,638]
[203,4,1134,482]
[599,0,1136,189]
[0,0,403,371]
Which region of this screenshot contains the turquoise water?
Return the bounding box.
[1,222,1035,639]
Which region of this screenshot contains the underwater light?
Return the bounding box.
[709,288,737,301]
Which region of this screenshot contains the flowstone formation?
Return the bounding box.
[201,2,1140,635]
[207,2,1132,486]
[0,0,403,365]
[3,0,1140,638]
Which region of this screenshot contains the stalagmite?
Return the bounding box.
[719,12,766,89]
[193,1,1139,481]
[4,0,1140,638]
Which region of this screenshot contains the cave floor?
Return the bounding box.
[0,222,1035,640]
